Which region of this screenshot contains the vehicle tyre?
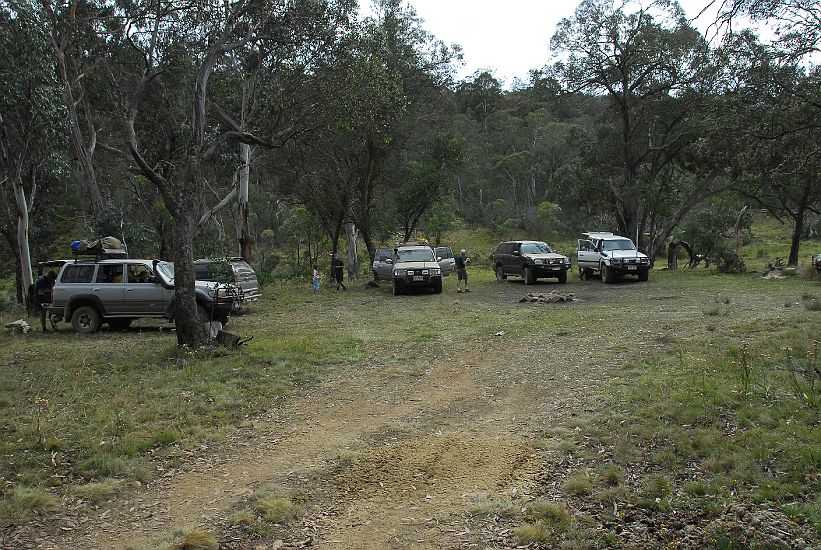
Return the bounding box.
[433,280,443,294]
[495,265,507,281]
[523,266,535,285]
[393,282,402,296]
[602,264,616,284]
[108,318,133,331]
[373,270,378,281]
[638,269,649,282]
[558,271,567,284]
[71,306,102,334]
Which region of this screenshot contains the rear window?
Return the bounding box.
[61,264,96,283]
[195,261,233,283]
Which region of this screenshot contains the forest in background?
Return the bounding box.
[1,0,819,344]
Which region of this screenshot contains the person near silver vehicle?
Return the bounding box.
[455,249,470,293]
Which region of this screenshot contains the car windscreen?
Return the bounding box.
[156,261,175,284]
[397,248,435,262]
[601,239,636,251]
[521,242,553,255]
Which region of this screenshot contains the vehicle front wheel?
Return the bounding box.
[71,306,102,334]
[602,264,616,283]
[495,265,507,281]
[393,283,402,296]
[558,271,567,284]
[523,266,535,285]
[638,269,649,282]
[433,280,442,294]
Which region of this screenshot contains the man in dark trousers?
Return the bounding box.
[332,254,346,291]
[33,270,57,332]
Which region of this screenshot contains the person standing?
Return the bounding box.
[33,270,57,332]
[455,249,470,293]
[312,265,320,292]
[332,254,346,291]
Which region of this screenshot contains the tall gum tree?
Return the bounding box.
[0,6,65,304]
[118,0,357,345]
[550,0,717,251]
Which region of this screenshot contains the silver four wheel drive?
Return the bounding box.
[577,232,650,283]
[49,259,237,333]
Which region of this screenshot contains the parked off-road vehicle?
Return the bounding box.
[392,243,443,295]
[490,240,571,284]
[813,253,821,272]
[194,257,261,309]
[577,232,650,283]
[49,259,236,333]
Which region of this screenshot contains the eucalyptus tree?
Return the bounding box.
[114,0,358,345]
[0,5,66,303]
[550,0,716,251]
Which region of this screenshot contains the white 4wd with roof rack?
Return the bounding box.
[577,232,650,283]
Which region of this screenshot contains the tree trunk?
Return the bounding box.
[53,45,105,222]
[11,176,33,306]
[238,143,252,261]
[345,221,359,280]
[171,207,206,346]
[787,181,811,267]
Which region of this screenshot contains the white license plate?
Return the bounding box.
[413,276,423,281]
[627,265,637,271]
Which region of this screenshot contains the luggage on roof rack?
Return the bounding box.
[70,236,128,261]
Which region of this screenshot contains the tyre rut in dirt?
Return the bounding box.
[71,305,102,333]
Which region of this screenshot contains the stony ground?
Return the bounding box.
[2,270,818,549]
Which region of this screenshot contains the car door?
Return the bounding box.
[92,263,126,315]
[577,240,597,269]
[373,250,394,280]
[124,262,169,315]
[505,243,521,275]
[435,247,454,275]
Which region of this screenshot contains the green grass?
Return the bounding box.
[1,220,819,545]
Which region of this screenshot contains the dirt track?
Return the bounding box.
[17,287,607,549]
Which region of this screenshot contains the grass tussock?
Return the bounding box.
[128,528,219,550]
[467,493,519,517]
[0,485,59,525]
[70,479,125,502]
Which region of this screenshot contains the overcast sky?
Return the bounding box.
[383,0,724,86]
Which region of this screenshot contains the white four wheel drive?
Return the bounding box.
[577,232,651,283]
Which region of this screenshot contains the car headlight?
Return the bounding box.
[641,258,650,264]
[394,270,405,277]
[611,258,623,265]
[431,268,441,275]
[422,269,429,274]
[565,258,571,264]
[535,258,545,264]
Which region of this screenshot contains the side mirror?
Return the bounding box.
[437,256,442,262]
[512,250,520,256]
[386,258,393,264]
